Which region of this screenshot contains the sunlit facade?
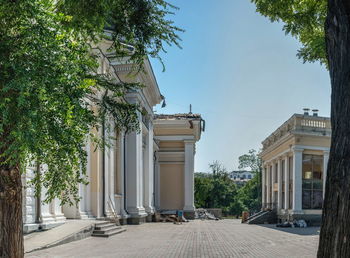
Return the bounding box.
[260,110,330,225]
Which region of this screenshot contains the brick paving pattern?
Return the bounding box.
[26,220,319,258]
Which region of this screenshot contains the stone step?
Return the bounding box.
[94,223,117,230]
[94,221,112,227]
[92,227,126,238]
[93,225,122,234]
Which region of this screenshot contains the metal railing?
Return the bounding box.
[108,196,121,226]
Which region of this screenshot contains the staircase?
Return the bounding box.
[92,221,126,238]
[245,210,277,224]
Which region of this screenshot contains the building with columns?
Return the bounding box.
[261,110,330,224]
[153,114,204,219]
[22,38,204,232]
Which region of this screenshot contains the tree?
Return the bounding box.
[0,1,181,257]
[237,149,262,214]
[250,0,350,256]
[194,162,238,215]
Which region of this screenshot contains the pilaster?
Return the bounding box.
[323,150,330,198]
[143,120,155,215]
[292,147,303,213]
[284,155,290,210]
[277,158,283,211]
[183,140,195,212]
[261,164,266,209]
[266,164,271,209]
[125,112,147,219]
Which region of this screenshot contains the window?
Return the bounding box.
[302,154,323,209]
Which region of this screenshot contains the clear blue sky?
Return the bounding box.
[151,0,331,173]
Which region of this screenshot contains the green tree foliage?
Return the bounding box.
[194,151,262,217]
[194,162,238,215]
[250,0,327,66]
[0,0,181,205]
[0,1,181,256]
[231,150,262,215]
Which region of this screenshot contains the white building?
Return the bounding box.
[22,40,204,232]
[260,110,330,225]
[229,171,255,183]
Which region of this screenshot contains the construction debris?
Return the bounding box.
[155,211,189,223]
[195,209,219,220]
[276,219,308,228]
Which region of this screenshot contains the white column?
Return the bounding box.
[143,121,155,214]
[63,140,92,219]
[126,113,147,217]
[40,165,55,224]
[22,167,38,232]
[52,198,66,222]
[183,141,195,211]
[271,162,276,208]
[154,151,160,210]
[323,150,330,198]
[292,147,303,213]
[261,164,266,210]
[266,164,271,209]
[118,132,128,218]
[105,124,116,217]
[277,159,283,211]
[284,155,290,210]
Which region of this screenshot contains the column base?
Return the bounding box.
[78,211,94,219]
[291,210,304,215]
[183,205,195,212]
[40,221,65,230]
[54,213,66,223]
[23,223,40,234]
[127,216,146,225]
[144,205,155,215]
[127,207,148,217]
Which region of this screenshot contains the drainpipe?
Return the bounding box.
[35,163,42,224]
[102,120,106,217]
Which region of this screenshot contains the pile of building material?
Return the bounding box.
[155,211,189,223]
[276,220,308,228]
[195,209,219,220]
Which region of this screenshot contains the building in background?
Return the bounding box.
[260,109,330,225]
[229,170,255,184]
[154,114,204,219]
[22,38,205,232]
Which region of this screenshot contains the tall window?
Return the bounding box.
[302,154,323,209]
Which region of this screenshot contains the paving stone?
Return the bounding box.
[26,219,319,258]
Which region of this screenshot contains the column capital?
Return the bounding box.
[292,146,304,153]
[282,153,291,159]
[323,150,330,155]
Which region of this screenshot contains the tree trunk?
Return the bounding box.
[0,166,24,258]
[318,1,350,257]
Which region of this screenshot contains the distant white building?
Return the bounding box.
[229,171,255,183]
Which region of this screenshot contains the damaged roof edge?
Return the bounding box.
[154,113,202,120]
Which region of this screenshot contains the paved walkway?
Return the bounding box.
[26,220,319,258]
[24,219,96,253]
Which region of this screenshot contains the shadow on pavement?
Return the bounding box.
[255,224,320,236]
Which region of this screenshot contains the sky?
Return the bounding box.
[150,0,331,173]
